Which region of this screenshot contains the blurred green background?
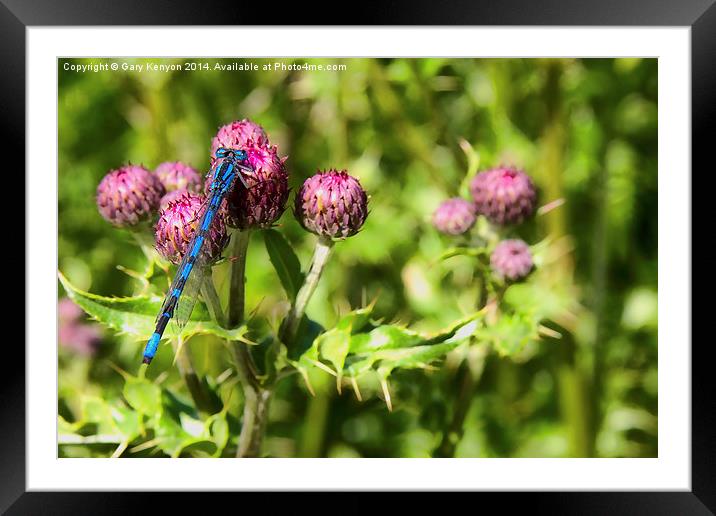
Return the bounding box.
[58,57,657,458]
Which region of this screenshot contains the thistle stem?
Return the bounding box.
[282,236,334,344]
[226,229,268,458]
[228,231,251,328]
[436,270,489,458]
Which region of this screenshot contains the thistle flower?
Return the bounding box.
[154,191,228,265]
[205,143,290,229]
[470,167,537,225]
[432,198,476,235]
[490,239,534,281]
[210,119,269,163]
[96,165,165,227]
[294,169,368,239]
[58,298,102,356]
[155,161,202,193]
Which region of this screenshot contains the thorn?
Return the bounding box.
[538,324,562,339]
[336,372,343,394]
[299,368,315,396]
[111,440,129,459]
[307,359,337,377]
[237,335,258,346]
[172,338,185,366]
[108,361,131,380]
[129,438,161,454]
[350,377,362,401]
[380,377,393,412]
[537,198,566,216]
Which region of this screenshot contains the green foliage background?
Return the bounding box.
[58,57,657,458]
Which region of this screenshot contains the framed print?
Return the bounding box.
[6,0,711,512]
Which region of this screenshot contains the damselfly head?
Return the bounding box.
[215,147,231,159]
[215,147,248,162]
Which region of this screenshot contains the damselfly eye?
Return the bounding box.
[215,147,230,158]
[235,150,247,161]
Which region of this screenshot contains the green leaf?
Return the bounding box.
[110,405,142,441]
[503,282,573,320]
[79,396,121,437]
[317,329,351,376]
[153,411,203,457]
[376,341,463,376]
[479,313,538,356]
[334,302,376,334]
[349,325,424,354]
[78,396,142,441]
[59,271,249,342]
[262,229,304,301]
[297,311,483,385]
[123,377,162,414]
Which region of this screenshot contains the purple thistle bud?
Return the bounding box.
[432,198,477,235]
[294,169,368,239]
[154,191,228,265]
[210,119,269,161]
[490,239,534,281]
[155,161,202,193]
[96,165,165,228]
[469,167,537,225]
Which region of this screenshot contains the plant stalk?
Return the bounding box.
[282,236,334,344]
[228,231,251,329]
[226,230,269,457]
[436,270,489,457]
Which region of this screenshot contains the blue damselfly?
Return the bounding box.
[142,147,252,364]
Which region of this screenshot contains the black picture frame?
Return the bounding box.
[6,1,710,513]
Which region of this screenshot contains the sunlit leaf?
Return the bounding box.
[123,377,162,414]
[295,310,483,399]
[479,313,538,357]
[59,271,249,342]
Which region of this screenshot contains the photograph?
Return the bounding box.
[57,56,658,459]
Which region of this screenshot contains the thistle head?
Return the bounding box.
[154,191,228,265]
[96,165,165,228]
[154,161,202,193]
[432,198,477,235]
[490,239,534,281]
[470,167,537,225]
[294,169,368,240]
[210,118,269,164]
[205,142,290,229]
